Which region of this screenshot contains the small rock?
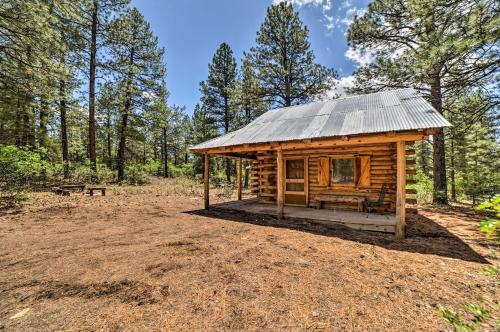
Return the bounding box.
[312,311,319,317]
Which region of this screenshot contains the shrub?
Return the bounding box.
[409,170,433,204]
[70,163,115,184]
[168,162,195,178]
[0,145,48,198]
[124,164,150,185]
[476,197,499,242]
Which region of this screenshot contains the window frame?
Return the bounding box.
[329,156,357,187]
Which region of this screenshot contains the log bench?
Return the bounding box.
[52,187,70,196]
[60,184,85,192]
[88,187,106,196]
[312,194,367,212]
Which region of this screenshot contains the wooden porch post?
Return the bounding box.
[277,149,284,219]
[237,157,242,200]
[395,141,406,238]
[204,152,210,209]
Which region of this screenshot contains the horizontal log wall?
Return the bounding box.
[288,143,397,213]
[250,142,416,212]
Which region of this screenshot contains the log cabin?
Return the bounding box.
[190,88,450,238]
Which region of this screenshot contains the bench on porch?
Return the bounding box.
[312,194,366,212]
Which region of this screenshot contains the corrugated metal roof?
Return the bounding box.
[191,88,450,150]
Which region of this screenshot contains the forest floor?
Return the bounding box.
[0,178,498,331]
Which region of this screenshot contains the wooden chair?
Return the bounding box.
[363,184,388,213]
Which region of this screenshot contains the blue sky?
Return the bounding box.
[132,0,372,115]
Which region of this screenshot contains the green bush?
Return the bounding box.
[124,164,150,185]
[476,197,499,242]
[168,162,194,178]
[409,170,434,204]
[70,163,115,184]
[0,145,49,198]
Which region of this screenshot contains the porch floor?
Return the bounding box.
[211,198,396,233]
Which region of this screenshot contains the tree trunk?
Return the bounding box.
[88,0,98,172]
[59,79,69,178]
[450,133,456,202]
[163,127,168,178]
[117,107,129,182]
[106,110,112,168]
[23,108,34,147]
[38,99,49,149]
[15,96,22,146]
[430,77,448,204]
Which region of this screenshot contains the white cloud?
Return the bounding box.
[273,0,335,32]
[345,47,374,67]
[339,0,351,9]
[272,0,325,6]
[323,75,356,99]
[325,14,335,31]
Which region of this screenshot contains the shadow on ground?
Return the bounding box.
[185,207,489,264]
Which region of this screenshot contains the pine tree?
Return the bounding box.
[81,0,129,173]
[246,2,335,107]
[191,103,217,176]
[201,42,238,183]
[106,7,166,182]
[347,0,499,204]
[234,59,267,128]
[445,90,499,203]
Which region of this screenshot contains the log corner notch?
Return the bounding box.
[276,149,284,219]
[395,140,406,238]
[204,152,209,209]
[237,157,242,201]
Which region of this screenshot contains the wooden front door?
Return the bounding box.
[284,158,308,206]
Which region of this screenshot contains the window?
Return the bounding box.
[331,158,355,185]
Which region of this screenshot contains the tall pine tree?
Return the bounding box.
[106,8,166,182]
[246,2,335,107]
[347,0,499,203]
[201,42,237,183]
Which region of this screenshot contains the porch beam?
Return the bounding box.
[277,149,284,219]
[192,131,429,154]
[204,152,210,209]
[395,141,406,238]
[237,158,242,201]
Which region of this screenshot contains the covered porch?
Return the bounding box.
[200,131,413,238]
[211,198,396,233]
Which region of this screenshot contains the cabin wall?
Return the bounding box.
[302,143,397,213]
[250,142,416,213]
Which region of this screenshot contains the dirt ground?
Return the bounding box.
[0,179,498,331]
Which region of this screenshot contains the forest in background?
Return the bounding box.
[0,0,498,206]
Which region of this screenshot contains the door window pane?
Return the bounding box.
[331,159,355,184]
[286,183,304,192]
[286,159,304,179]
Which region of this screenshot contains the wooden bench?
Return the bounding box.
[60,184,85,192]
[52,187,70,196]
[313,194,366,212]
[88,187,106,196]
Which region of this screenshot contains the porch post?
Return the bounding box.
[277,149,284,219]
[237,157,242,200]
[204,152,210,209]
[395,141,406,238]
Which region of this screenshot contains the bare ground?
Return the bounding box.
[0,179,498,331]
